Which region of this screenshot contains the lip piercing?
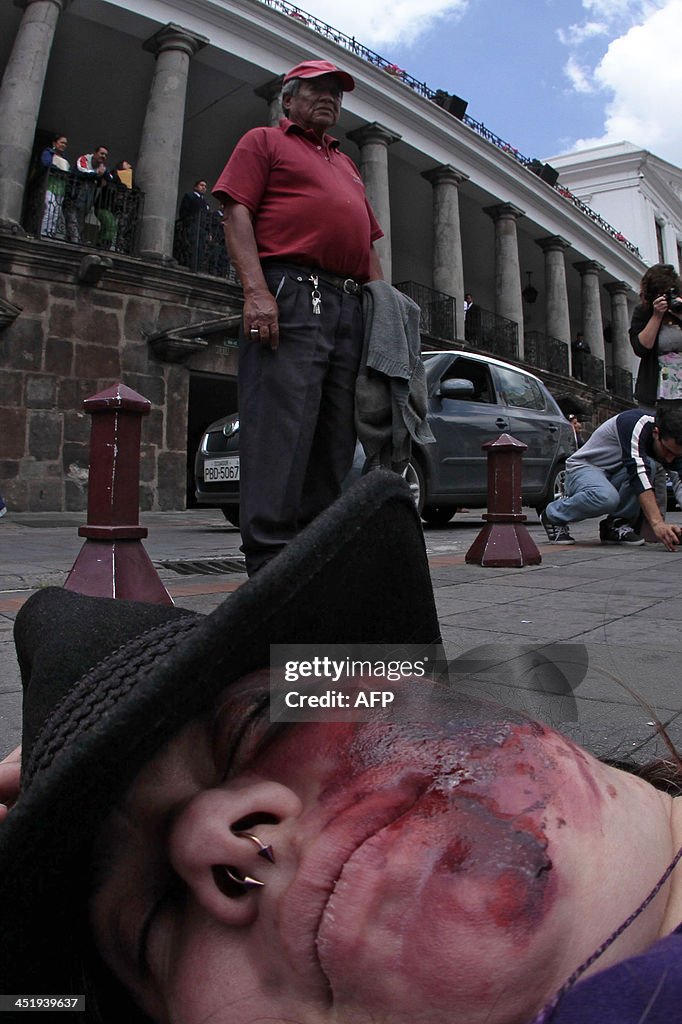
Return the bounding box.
[234,830,275,863]
[249,328,260,335]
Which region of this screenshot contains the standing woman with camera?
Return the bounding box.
[629,263,682,511]
[630,264,682,406]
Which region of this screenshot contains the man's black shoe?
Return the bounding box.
[541,510,575,544]
[599,518,645,546]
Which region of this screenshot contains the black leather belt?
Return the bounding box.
[313,269,363,294]
[262,260,363,295]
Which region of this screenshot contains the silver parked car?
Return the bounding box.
[194,350,576,528]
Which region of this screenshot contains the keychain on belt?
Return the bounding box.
[309,274,322,315]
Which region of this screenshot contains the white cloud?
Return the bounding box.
[557,1,659,106]
[559,0,666,45]
[563,55,595,92]
[299,0,469,47]
[581,0,663,19]
[572,0,682,163]
[558,20,608,46]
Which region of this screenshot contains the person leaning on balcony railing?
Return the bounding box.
[629,263,682,514]
[39,133,70,238]
[212,59,384,576]
[63,145,110,245]
[102,160,137,254]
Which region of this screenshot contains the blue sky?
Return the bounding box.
[305,0,682,167]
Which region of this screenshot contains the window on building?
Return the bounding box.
[655,220,665,263]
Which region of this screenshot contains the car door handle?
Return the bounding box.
[547,424,558,432]
[495,418,509,428]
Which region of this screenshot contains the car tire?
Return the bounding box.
[221,506,240,529]
[421,505,455,527]
[537,463,566,512]
[551,463,567,502]
[403,460,425,515]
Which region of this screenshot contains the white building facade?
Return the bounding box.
[549,142,682,274]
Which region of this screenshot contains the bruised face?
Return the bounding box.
[89,675,677,1024]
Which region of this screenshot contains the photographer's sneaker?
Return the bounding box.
[541,510,575,544]
[599,518,644,546]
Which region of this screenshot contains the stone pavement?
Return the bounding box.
[2,506,682,764]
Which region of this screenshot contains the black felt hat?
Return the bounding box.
[0,472,440,1016]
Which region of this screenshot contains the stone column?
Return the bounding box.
[136,23,208,261]
[347,122,401,281]
[484,203,525,358]
[0,0,71,229]
[606,281,633,374]
[574,259,605,365]
[536,235,571,344]
[255,76,284,126]
[662,221,678,265]
[421,164,469,338]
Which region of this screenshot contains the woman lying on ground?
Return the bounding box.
[1,472,682,1024]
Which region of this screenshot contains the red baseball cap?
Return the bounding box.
[283,59,355,92]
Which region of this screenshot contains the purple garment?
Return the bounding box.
[534,924,682,1023]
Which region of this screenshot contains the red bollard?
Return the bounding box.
[64,383,173,604]
[465,433,541,567]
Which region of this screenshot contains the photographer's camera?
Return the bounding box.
[665,288,682,315]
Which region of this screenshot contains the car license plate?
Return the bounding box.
[204,457,240,482]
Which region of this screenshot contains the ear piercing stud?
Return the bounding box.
[219,830,275,896]
[222,867,266,893]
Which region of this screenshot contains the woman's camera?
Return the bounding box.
[665,288,682,315]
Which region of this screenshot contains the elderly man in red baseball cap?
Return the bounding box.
[213,59,384,576]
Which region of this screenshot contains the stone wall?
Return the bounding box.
[0,236,241,511]
[0,236,631,513]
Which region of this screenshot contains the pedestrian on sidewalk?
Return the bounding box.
[213,59,384,575]
[568,413,585,447]
[0,496,6,518]
[541,403,682,549]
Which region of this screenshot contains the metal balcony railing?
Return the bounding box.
[24,167,144,255]
[259,0,642,259]
[524,331,569,377]
[608,365,634,401]
[464,303,519,361]
[572,351,605,389]
[172,210,240,282]
[394,281,457,340]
